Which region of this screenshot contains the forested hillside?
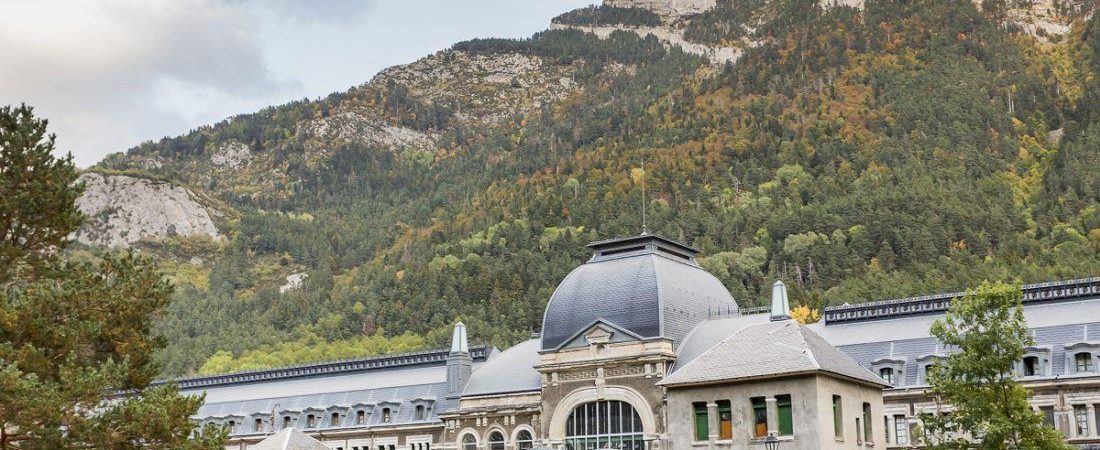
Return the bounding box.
[88,0,1100,377]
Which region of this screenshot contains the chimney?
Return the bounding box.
[446,322,472,398]
[770,280,791,321]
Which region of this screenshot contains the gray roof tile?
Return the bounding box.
[661,320,887,387]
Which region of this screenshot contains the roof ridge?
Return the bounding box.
[794,324,821,370]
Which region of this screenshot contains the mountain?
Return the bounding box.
[80,0,1100,376]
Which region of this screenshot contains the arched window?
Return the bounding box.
[1075,352,1093,373]
[879,367,895,385]
[282,416,292,429]
[487,431,505,450]
[254,418,264,432]
[382,408,392,423]
[564,400,645,450]
[515,429,534,450]
[356,410,366,425]
[306,414,316,428]
[461,433,477,450]
[331,412,341,427]
[1023,356,1040,376]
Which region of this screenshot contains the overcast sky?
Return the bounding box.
[0,0,594,167]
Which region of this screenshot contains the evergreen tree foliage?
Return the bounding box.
[0,106,225,449]
[0,104,83,282]
[920,281,1069,449]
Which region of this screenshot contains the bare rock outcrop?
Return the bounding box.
[210,140,252,170]
[605,0,717,21]
[74,173,222,248]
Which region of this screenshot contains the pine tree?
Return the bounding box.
[0,105,226,450]
[0,104,84,282]
[919,281,1070,449]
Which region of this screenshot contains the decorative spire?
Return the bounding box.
[450,321,469,354]
[770,280,791,321]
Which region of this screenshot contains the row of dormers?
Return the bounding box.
[869,342,1100,387]
[200,399,436,435]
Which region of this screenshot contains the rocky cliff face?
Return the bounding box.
[606,0,717,21]
[73,173,222,248]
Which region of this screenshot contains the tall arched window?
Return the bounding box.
[564,400,645,450]
[461,433,478,450]
[515,430,534,450]
[487,431,505,450]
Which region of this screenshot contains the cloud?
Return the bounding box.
[0,0,302,166]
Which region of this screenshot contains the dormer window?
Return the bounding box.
[1023,356,1039,376]
[282,416,292,429]
[331,412,341,427]
[415,405,425,421]
[227,420,236,431]
[879,367,895,385]
[1076,352,1094,373]
[306,414,316,428]
[870,358,905,387]
[254,418,264,432]
[916,355,943,385]
[1018,347,1051,377]
[356,410,366,425]
[382,408,391,423]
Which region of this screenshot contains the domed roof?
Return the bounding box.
[540,234,738,351]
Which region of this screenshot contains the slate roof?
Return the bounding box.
[250,428,328,450]
[674,313,771,371]
[464,338,542,396]
[540,234,738,350]
[660,320,887,387]
[182,346,492,435]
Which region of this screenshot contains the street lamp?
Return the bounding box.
[763,433,780,450]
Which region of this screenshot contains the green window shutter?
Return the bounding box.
[777,395,793,436]
[693,402,709,441]
[832,395,843,438]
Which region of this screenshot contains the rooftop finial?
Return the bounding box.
[450,321,469,354]
[771,280,791,321]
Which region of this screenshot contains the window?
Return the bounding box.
[832,395,843,438]
[862,403,872,442]
[306,414,316,428]
[751,397,767,438]
[879,367,895,386]
[487,431,505,450]
[717,400,732,440]
[461,434,477,450]
[282,416,292,429]
[1076,405,1089,437]
[1024,356,1040,376]
[692,402,709,441]
[227,420,236,431]
[254,418,264,432]
[382,408,392,423]
[516,430,534,450]
[564,400,644,450]
[331,412,341,427]
[1076,352,1094,373]
[856,418,863,445]
[1040,406,1055,427]
[415,405,426,421]
[777,395,793,436]
[356,410,366,425]
[894,415,909,445]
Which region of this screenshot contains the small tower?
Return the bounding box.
[446,322,472,398]
[770,280,791,321]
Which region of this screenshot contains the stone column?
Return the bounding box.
[765,397,779,437]
[707,403,720,444]
[1088,405,1097,437]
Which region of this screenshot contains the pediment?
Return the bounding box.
[557,319,644,349]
